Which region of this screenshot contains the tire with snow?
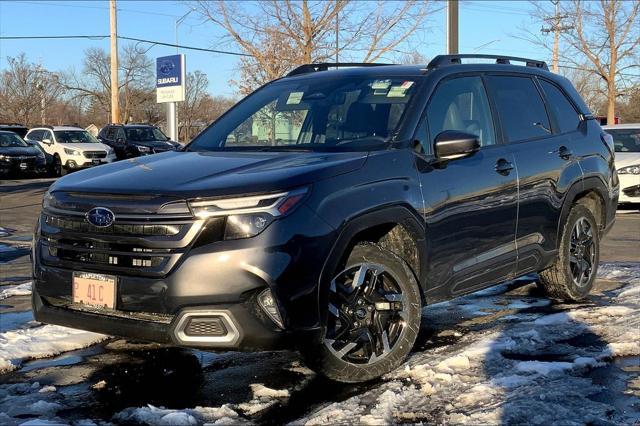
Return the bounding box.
[538,204,600,301]
[302,243,422,383]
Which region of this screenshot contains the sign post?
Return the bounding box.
[156,54,185,143]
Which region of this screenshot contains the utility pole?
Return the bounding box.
[541,0,573,73]
[109,0,120,123]
[447,0,459,54]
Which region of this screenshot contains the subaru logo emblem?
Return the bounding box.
[159,60,174,75]
[86,207,115,228]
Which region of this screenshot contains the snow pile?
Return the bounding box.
[298,263,640,425]
[113,404,241,425]
[0,282,32,300]
[0,324,107,373]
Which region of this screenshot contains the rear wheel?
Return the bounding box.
[538,204,599,301]
[302,243,421,383]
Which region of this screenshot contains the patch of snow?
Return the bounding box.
[0,324,106,373]
[0,282,32,300]
[38,386,56,393]
[534,312,573,326]
[250,383,289,399]
[515,360,574,375]
[113,404,239,426]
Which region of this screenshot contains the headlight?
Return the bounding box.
[64,148,80,156]
[0,154,7,161]
[188,187,308,239]
[106,147,114,155]
[618,164,640,175]
[136,145,151,153]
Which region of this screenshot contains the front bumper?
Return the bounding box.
[0,158,47,174]
[65,155,116,169]
[32,283,316,350]
[618,174,640,204]
[33,204,333,350]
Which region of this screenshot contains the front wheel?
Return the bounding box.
[538,204,600,301]
[302,243,422,383]
[52,155,66,177]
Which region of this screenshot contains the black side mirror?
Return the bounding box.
[433,130,480,160]
[116,138,126,144]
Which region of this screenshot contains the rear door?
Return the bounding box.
[485,74,584,275]
[416,75,519,299]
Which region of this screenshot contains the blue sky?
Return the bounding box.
[0,1,547,97]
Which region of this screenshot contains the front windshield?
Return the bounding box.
[126,127,168,142]
[188,76,420,152]
[54,130,99,144]
[0,132,28,148]
[607,129,640,153]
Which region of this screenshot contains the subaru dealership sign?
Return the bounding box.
[156,54,185,103]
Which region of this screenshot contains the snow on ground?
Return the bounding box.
[297,263,640,425]
[0,263,638,425]
[0,282,32,300]
[0,325,107,373]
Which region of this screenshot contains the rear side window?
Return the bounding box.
[26,130,41,141]
[486,76,551,142]
[539,80,580,133]
[427,76,496,147]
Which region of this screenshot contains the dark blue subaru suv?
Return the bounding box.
[33,55,618,382]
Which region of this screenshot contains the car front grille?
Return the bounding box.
[83,151,107,159]
[39,211,217,277]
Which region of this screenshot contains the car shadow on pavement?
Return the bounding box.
[484,292,637,425]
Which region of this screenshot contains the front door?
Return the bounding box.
[416,75,519,300]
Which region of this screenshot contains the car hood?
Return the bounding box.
[615,152,640,168]
[0,146,43,156]
[50,150,368,198]
[60,143,111,152]
[130,140,175,149]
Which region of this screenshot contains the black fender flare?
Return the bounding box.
[316,204,427,327]
[557,175,609,242]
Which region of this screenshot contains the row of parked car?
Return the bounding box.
[0,123,179,178]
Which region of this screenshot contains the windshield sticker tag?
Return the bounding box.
[286,92,304,104]
[387,86,407,97]
[372,80,391,90]
[400,81,414,89]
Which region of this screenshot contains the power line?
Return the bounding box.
[16,1,191,19]
[0,34,251,57]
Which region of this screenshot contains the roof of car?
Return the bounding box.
[30,126,84,131]
[603,123,639,130]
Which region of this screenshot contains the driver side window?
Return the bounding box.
[427,76,496,147]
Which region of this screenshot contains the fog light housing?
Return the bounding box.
[67,161,77,169]
[258,288,284,329]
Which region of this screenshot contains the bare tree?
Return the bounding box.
[527,0,639,123]
[0,54,63,125]
[62,45,154,123]
[178,71,211,141]
[193,0,437,94]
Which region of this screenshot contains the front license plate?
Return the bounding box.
[72,272,116,309]
[92,159,101,165]
[19,162,27,169]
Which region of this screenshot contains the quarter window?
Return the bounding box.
[486,76,551,142]
[539,80,580,133]
[427,76,496,147]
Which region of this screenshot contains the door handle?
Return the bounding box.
[495,158,514,175]
[551,146,573,160]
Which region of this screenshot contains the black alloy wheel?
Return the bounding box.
[326,263,407,364]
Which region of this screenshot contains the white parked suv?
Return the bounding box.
[25,126,116,176]
[604,123,640,206]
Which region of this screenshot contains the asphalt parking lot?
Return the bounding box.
[0,176,638,424]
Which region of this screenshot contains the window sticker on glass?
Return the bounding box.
[387,86,408,97]
[372,80,391,90]
[400,81,414,89]
[286,92,304,105]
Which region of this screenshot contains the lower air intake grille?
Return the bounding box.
[184,317,227,337]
